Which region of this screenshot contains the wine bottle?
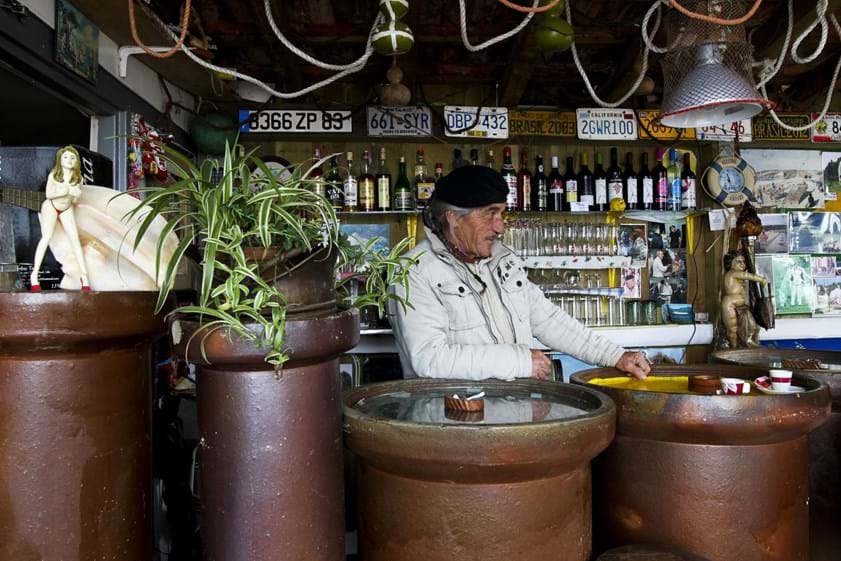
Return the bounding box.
[638,152,654,211]
[667,148,681,211]
[434,162,444,184]
[607,147,624,208]
[578,153,594,210]
[394,156,413,211]
[623,152,638,210]
[452,148,468,169]
[533,153,548,212]
[681,152,697,209]
[653,148,669,211]
[501,146,517,211]
[593,152,607,211]
[486,149,496,169]
[470,148,479,166]
[310,147,327,198]
[326,155,344,211]
[563,156,578,207]
[414,148,435,209]
[516,148,532,212]
[548,155,564,212]
[358,150,376,212]
[343,152,358,212]
[376,147,391,211]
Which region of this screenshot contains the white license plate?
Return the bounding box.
[367,106,433,137]
[444,106,509,139]
[811,113,841,142]
[239,110,353,133]
[696,120,752,141]
[576,108,637,140]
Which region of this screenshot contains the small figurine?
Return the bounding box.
[721,250,768,348]
[30,146,90,291]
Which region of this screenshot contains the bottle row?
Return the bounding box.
[303,145,697,213]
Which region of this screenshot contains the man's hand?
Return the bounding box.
[530,350,552,380]
[615,351,651,380]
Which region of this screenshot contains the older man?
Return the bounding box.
[389,165,650,381]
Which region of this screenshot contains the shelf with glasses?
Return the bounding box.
[520,255,631,270]
[336,210,421,215]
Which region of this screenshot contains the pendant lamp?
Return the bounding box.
[658,0,774,129]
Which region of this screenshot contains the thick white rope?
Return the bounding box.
[790,0,829,65]
[263,0,383,71]
[457,0,538,52]
[754,0,793,88]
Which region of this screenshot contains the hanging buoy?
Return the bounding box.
[372,20,414,56]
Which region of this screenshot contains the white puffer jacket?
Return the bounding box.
[389,227,626,380]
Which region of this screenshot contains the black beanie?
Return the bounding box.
[432,165,508,208]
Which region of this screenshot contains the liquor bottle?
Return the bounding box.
[533,154,548,212]
[470,148,479,165]
[376,147,391,211]
[666,148,681,211]
[394,156,414,211]
[414,149,435,209]
[326,155,344,211]
[681,152,697,209]
[578,152,594,210]
[593,152,607,211]
[358,150,376,212]
[516,148,532,211]
[622,152,638,210]
[653,148,669,211]
[343,152,358,212]
[434,162,444,184]
[486,149,496,169]
[638,152,654,210]
[563,156,578,207]
[452,148,469,169]
[310,147,327,198]
[607,147,624,209]
[501,146,518,211]
[547,156,564,212]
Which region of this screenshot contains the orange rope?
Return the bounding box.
[497,0,563,14]
[128,0,192,59]
[668,0,763,25]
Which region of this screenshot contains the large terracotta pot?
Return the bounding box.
[711,348,841,561]
[573,365,831,561]
[0,292,163,561]
[171,307,359,561]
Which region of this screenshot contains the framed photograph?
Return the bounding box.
[772,255,813,315]
[339,224,391,258]
[822,151,841,193]
[756,255,776,316]
[55,0,99,84]
[755,213,789,254]
[789,211,841,253]
[617,224,648,268]
[812,256,837,277]
[742,149,824,208]
[621,267,641,300]
[667,249,688,304]
[813,276,841,316]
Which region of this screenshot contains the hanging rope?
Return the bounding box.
[128,0,192,59]
[497,0,563,14]
[668,0,762,26]
[458,0,538,52]
[789,0,829,64]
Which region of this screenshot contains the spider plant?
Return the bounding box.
[121,142,417,367]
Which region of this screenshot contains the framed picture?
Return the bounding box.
[789,212,841,253]
[755,213,789,254]
[55,0,99,84]
[756,255,776,316]
[812,256,837,277]
[617,224,647,268]
[813,276,841,316]
[339,224,391,259]
[772,255,813,315]
[620,267,641,300]
[742,149,824,209]
[822,151,841,194]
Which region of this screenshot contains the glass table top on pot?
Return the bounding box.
[349,384,597,425]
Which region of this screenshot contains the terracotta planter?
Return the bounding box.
[171,308,359,561]
[711,348,841,561]
[573,365,831,561]
[0,291,163,561]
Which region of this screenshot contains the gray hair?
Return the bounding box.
[424,198,472,235]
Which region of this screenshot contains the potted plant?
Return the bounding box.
[123,143,416,561]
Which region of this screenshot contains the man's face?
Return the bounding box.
[626,277,636,290]
[450,203,506,258]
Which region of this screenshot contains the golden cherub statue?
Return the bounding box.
[721,250,768,348]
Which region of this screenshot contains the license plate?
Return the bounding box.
[509,110,577,137]
[444,106,509,139]
[696,120,752,141]
[811,113,841,142]
[367,106,432,137]
[637,110,696,140]
[239,109,353,133]
[576,108,637,140]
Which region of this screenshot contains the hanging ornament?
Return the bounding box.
[372,19,414,56]
[380,61,411,107]
[379,0,409,20]
[534,16,574,53]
